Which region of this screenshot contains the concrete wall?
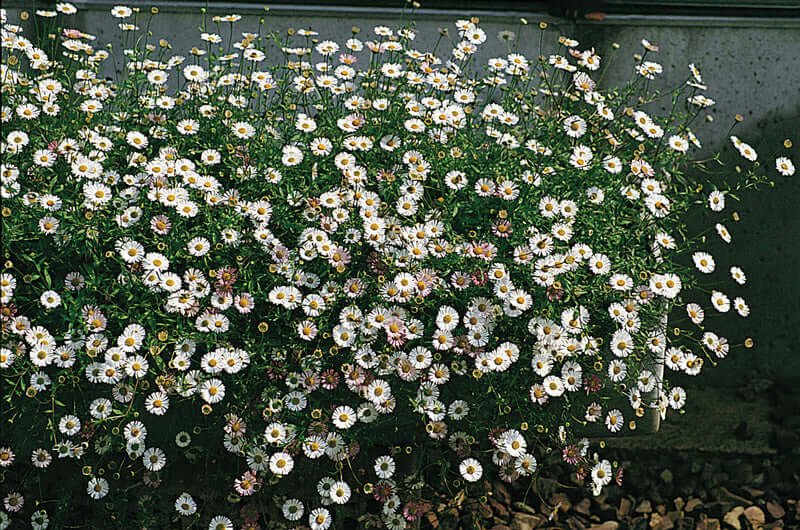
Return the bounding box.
[575,14,800,389]
[4,2,799,389]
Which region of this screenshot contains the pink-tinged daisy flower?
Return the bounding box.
[0,447,15,468]
[343,277,365,298]
[320,369,340,390]
[301,371,321,392]
[403,502,424,522]
[530,383,549,405]
[451,271,472,291]
[492,219,512,238]
[328,246,352,268]
[225,415,247,438]
[234,470,261,496]
[150,215,171,235]
[562,444,581,465]
[215,266,238,292]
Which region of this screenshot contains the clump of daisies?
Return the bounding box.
[0,4,791,529]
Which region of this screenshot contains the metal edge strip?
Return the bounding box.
[6,1,798,28]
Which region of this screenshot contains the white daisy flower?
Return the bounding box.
[668,135,689,153]
[208,516,233,530]
[142,447,166,471]
[309,507,332,530]
[668,387,687,409]
[329,481,351,504]
[281,499,304,521]
[591,459,612,486]
[332,405,357,429]
[733,297,750,317]
[459,458,483,482]
[39,290,61,309]
[692,252,716,273]
[563,115,586,138]
[710,290,730,312]
[775,156,795,176]
[199,378,225,404]
[608,359,627,382]
[269,452,294,475]
[542,375,565,397]
[145,391,169,415]
[686,303,705,324]
[589,254,611,275]
[58,415,80,436]
[605,409,623,432]
[435,305,459,330]
[730,266,746,285]
[175,493,197,515]
[374,455,396,478]
[611,330,634,358]
[87,477,109,499]
[708,190,725,211]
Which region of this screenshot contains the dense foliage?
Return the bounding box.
[0,3,793,529]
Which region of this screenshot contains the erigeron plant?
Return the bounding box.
[0,3,795,529]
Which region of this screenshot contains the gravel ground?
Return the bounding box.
[417,449,799,530]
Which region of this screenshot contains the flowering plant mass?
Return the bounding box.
[0,3,794,529]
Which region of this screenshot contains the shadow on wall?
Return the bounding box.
[681,114,799,391]
[576,20,800,390]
